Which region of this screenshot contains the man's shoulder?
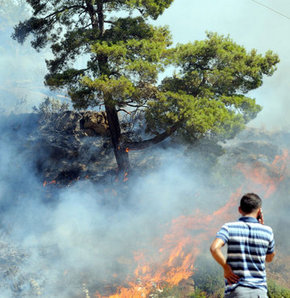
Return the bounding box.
[223,221,244,227]
[223,221,273,233]
[259,224,274,234]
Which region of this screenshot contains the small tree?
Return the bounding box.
[13,1,279,173]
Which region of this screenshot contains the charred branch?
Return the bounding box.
[117,108,131,115]
[126,121,183,150]
[126,102,148,108]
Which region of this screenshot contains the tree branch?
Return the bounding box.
[125,120,183,150]
[104,20,116,25]
[44,5,86,19]
[126,102,147,108]
[117,108,131,114]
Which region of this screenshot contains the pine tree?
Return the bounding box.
[13,1,279,173]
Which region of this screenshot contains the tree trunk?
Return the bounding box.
[105,104,130,173]
[91,0,130,174]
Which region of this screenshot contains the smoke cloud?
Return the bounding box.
[0,114,213,296]
[0,129,172,296]
[0,111,289,297]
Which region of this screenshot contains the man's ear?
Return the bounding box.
[238,206,243,215]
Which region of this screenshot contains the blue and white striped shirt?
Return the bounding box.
[216,216,275,295]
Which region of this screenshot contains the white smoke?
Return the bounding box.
[1,106,290,297]
[0,112,206,296]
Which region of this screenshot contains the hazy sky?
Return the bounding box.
[1,0,289,128]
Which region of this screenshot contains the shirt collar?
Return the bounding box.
[239,216,259,223]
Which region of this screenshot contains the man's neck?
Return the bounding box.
[240,211,259,218]
[243,214,257,218]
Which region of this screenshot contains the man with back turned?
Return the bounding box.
[210,193,275,297]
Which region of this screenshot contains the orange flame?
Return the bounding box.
[123,172,129,182]
[43,180,56,187]
[236,149,288,198]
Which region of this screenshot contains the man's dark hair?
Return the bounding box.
[240,193,262,214]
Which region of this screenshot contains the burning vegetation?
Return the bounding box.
[95,145,288,297]
[1,110,290,297]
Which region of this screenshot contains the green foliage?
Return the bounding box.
[189,288,208,298]
[153,285,184,297]
[268,279,290,298]
[124,0,174,19]
[79,23,171,109]
[192,255,224,295]
[149,32,279,143]
[150,284,207,298]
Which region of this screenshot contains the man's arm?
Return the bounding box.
[258,209,275,263]
[266,251,275,262]
[210,238,240,284]
[263,215,275,263]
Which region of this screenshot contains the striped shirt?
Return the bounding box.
[216,216,275,295]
